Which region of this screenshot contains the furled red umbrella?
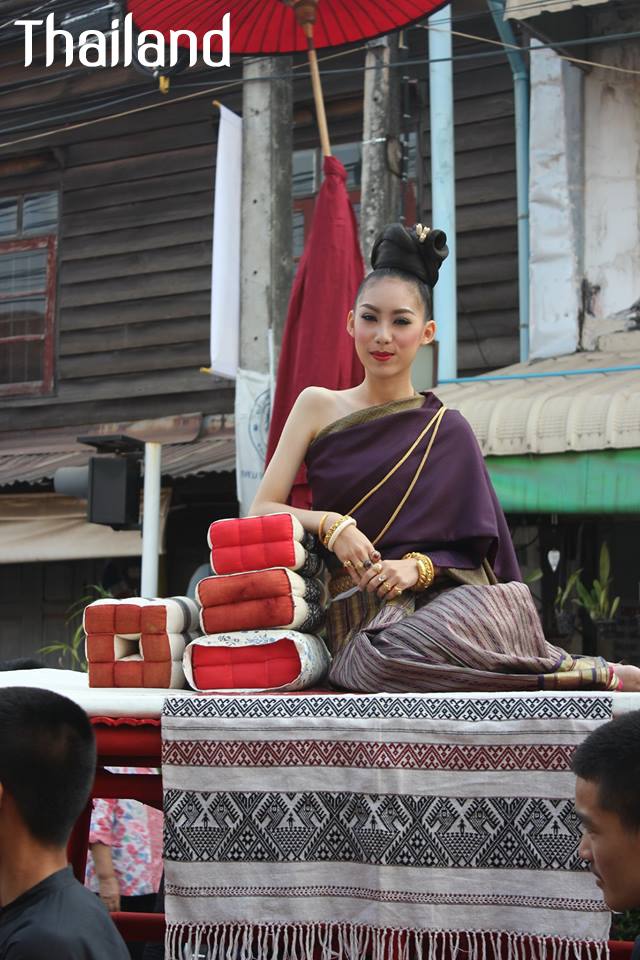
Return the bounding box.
[265,154,364,507]
[127,0,448,506]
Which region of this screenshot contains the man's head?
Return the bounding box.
[0,687,95,848]
[572,709,640,911]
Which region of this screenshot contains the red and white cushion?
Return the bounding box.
[196,567,326,635]
[183,629,331,693]
[207,513,321,576]
[84,596,199,688]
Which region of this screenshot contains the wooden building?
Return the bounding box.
[0,0,520,657]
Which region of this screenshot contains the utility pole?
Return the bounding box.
[240,57,293,371]
[359,35,402,262]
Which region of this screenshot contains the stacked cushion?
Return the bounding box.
[183,629,331,693]
[84,596,199,689]
[196,567,326,634]
[187,513,330,692]
[208,513,322,578]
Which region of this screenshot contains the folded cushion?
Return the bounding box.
[84,596,199,689]
[183,629,331,693]
[208,514,322,576]
[196,568,326,634]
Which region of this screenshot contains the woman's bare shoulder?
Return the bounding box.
[296,386,361,434]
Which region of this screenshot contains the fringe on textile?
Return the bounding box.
[165,923,610,960]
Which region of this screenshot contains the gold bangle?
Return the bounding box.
[318,512,330,542]
[403,552,435,591]
[322,515,347,548]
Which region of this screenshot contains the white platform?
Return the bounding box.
[0,668,639,719]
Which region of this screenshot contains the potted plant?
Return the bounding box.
[554,569,582,637]
[573,543,620,656]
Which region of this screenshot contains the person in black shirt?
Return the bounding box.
[0,687,129,959]
[573,709,640,960]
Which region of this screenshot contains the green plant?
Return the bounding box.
[524,567,543,584]
[554,569,582,614]
[573,543,620,622]
[610,907,640,941]
[39,584,112,671]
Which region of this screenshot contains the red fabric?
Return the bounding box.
[86,634,115,663]
[111,912,165,943]
[609,944,635,960]
[88,662,116,686]
[127,1,449,55]
[115,603,143,634]
[84,605,114,633]
[92,721,162,766]
[93,770,163,809]
[266,156,364,508]
[192,637,301,690]
[198,569,294,606]
[201,595,295,634]
[208,514,298,573]
[141,605,168,633]
[140,632,170,662]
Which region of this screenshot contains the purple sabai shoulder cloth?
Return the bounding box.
[306,392,521,581]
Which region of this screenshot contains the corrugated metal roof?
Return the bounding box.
[0,414,236,487]
[505,0,609,19]
[435,333,640,457]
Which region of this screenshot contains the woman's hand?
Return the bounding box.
[331,523,381,585]
[357,558,420,599]
[98,874,120,912]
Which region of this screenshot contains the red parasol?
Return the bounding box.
[127,1,449,55]
[265,155,364,507]
[127,0,449,155]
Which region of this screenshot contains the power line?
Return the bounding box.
[1,20,639,146]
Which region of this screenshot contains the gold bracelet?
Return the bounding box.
[317,512,330,543]
[403,552,435,591]
[322,515,347,549]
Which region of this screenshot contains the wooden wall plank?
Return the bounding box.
[59,341,209,379]
[60,292,211,331]
[60,242,211,284]
[59,316,210,355]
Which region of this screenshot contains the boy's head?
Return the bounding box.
[0,687,96,848]
[572,710,640,911]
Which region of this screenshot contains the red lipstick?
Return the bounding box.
[371,352,394,361]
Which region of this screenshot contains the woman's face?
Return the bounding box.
[347,276,435,377]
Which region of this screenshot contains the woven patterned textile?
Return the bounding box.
[162,692,613,960]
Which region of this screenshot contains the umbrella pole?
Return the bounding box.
[300,21,332,157]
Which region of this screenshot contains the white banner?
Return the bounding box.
[234,369,271,517]
[210,105,242,378]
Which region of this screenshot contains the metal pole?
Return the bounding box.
[140,441,162,598]
[487,0,530,363]
[428,5,458,381]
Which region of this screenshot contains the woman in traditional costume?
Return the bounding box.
[251,223,640,693]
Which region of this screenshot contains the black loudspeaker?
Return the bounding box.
[88,457,140,529]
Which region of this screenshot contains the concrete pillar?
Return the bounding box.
[359,35,401,263]
[240,57,293,372]
[528,42,583,359]
[582,34,640,348]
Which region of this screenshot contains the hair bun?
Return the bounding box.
[370,222,449,288]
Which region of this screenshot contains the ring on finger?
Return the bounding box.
[392,586,402,597]
[381,581,392,594]
[355,559,364,571]
[373,562,383,573]
[377,573,387,584]
[363,559,372,569]
[343,560,353,569]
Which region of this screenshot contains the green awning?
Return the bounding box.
[486,450,640,514]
